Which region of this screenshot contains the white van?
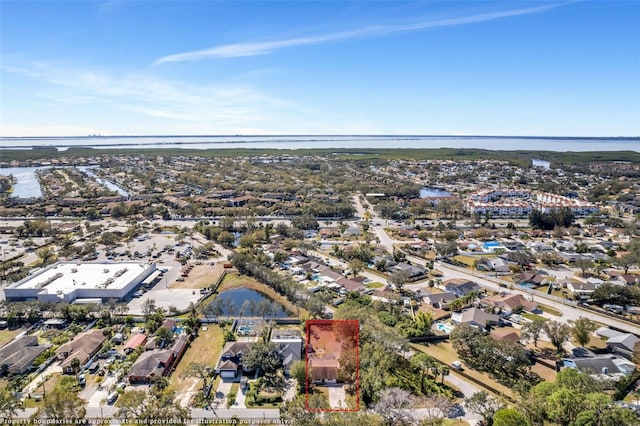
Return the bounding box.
[107,392,118,404]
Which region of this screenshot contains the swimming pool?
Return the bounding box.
[436,323,453,334]
[519,282,536,289]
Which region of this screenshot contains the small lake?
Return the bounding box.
[420,187,452,198]
[0,166,45,198]
[207,288,289,318]
[0,165,130,198]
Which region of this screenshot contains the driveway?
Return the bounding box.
[327,384,346,409]
[23,362,62,394]
[213,378,234,407]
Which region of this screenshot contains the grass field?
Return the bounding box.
[168,325,224,397]
[522,312,549,322]
[0,328,21,347]
[365,282,385,289]
[538,303,562,317]
[411,342,515,400]
[169,263,225,289]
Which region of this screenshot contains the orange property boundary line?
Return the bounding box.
[305,319,360,412]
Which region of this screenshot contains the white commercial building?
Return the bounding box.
[5,261,156,303]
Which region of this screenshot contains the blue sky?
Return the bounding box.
[1,0,639,137]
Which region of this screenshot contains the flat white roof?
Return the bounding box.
[14,262,152,296]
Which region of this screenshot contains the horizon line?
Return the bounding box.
[1,134,639,140]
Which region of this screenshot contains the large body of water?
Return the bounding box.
[1,135,638,152]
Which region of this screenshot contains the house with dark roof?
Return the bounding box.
[517,272,546,287]
[216,341,255,379]
[390,262,426,279]
[336,277,366,293]
[128,350,174,383]
[563,355,636,382]
[424,292,457,309]
[443,279,480,298]
[56,329,106,374]
[0,336,49,375]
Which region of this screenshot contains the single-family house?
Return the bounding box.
[490,328,521,342]
[56,329,106,374]
[0,336,49,375]
[424,292,457,309]
[311,364,338,384]
[451,308,499,331]
[128,350,174,383]
[482,294,538,314]
[619,274,640,286]
[606,333,640,359]
[517,272,546,287]
[476,257,510,273]
[443,279,480,298]
[390,262,427,279]
[216,341,255,379]
[566,281,597,298]
[336,277,366,293]
[563,355,636,382]
[270,329,302,375]
[123,333,147,354]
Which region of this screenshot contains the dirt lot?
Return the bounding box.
[169,262,226,289]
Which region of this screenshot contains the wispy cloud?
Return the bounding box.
[2,63,293,135]
[155,2,573,64]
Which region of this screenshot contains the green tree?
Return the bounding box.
[0,389,23,420]
[543,320,571,354]
[115,390,147,421]
[37,247,56,266]
[575,258,595,276]
[569,317,598,347]
[520,318,546,347]
[33,387,86,421]
[464,391,503,426]
[493,408,530,426]
[546,388,583,426]
[290,360,311,394]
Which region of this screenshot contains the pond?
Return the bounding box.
[420,187,451,198]
[206,288,289,318]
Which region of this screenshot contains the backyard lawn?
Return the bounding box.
[0,328,22,346]
[168,325,224,396]
[411,342,515,400]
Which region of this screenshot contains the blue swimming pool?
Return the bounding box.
[519,282,536,289]
[483,241,501,248]
[436,323,453,333]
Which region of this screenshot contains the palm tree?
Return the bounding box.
[439,366,450,384]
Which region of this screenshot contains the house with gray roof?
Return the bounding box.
[270,329,302,375]
[443,279,480,298]
[0,335,49,376]
[606,333,640,359]
[451,308,499,331]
